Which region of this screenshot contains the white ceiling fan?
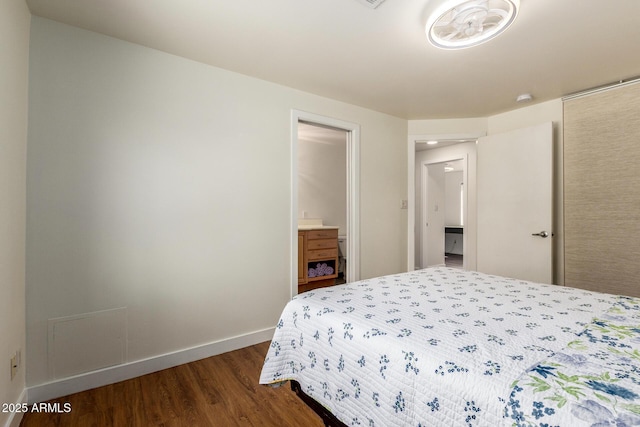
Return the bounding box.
[426,0,519,49]
[354,0,387,9]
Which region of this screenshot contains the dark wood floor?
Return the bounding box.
[445,253,463,268]
[20,342,324,427]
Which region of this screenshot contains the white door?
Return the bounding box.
[477,122,553,283]
[422,163,445,267]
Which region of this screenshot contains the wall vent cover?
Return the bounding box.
[356,0,386,9]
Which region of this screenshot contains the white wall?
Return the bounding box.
[0,1,30,426]
[26,17,407,395]
[408,118,488,136]
[298,124,347,234]
[425,163,445,266]
[445,171,463,226]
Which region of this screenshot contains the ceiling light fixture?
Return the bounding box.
[426,0,519,50]
[355,0,386,9]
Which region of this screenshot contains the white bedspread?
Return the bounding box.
[260,267,640,426]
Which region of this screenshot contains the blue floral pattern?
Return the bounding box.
[260,267,633,426]
[506,297,640,426]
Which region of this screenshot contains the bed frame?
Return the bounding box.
[290,381,348,427]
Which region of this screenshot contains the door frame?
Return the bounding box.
[407,133,482,272]
[291,110,360,297]
[420,158,466,269]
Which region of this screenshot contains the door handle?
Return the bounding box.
[531,231,549,238]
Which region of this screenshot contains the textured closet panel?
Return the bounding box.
[564,81,640,297]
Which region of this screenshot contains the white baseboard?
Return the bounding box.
[3,388,27,427]
[27,327,275,404]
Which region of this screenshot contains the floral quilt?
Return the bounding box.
[259,267,640,426]
[506,297,640,426]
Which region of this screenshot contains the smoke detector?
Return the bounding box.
[516,93,533,103]
[426,0,519,49]
[355,0,387,9]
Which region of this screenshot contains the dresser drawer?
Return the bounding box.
[307,229,338,240]
[307,238,337,250]
[307,248,338,261]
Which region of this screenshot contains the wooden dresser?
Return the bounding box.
[298,228,338,293]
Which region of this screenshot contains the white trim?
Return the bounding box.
[27,327,275,404]
[420,161,430,268]
[3,388,27,427]
[291,110,360,298]
[345,127,361,284]
[407,137,416,271]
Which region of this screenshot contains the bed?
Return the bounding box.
[259,267,640,426]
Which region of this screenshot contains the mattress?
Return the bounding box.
[259,267,640,426]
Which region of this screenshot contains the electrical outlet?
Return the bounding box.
[401,200,408,209]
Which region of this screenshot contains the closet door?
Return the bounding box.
[564,81,640,297]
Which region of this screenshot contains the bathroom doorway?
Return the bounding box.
[290,110,360,297]
[298,122,348,283]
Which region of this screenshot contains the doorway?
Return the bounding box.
[407,134,481,272]
[419,159,465,269]
[291,110,360,297]
[407,124,553,282]
[298,122,347,283]
[418,158,466,269]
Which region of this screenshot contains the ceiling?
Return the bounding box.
[25,0,640,120]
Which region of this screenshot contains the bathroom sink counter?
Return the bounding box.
[297,225,340,231]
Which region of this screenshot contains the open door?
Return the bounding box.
[477,122,553,283]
